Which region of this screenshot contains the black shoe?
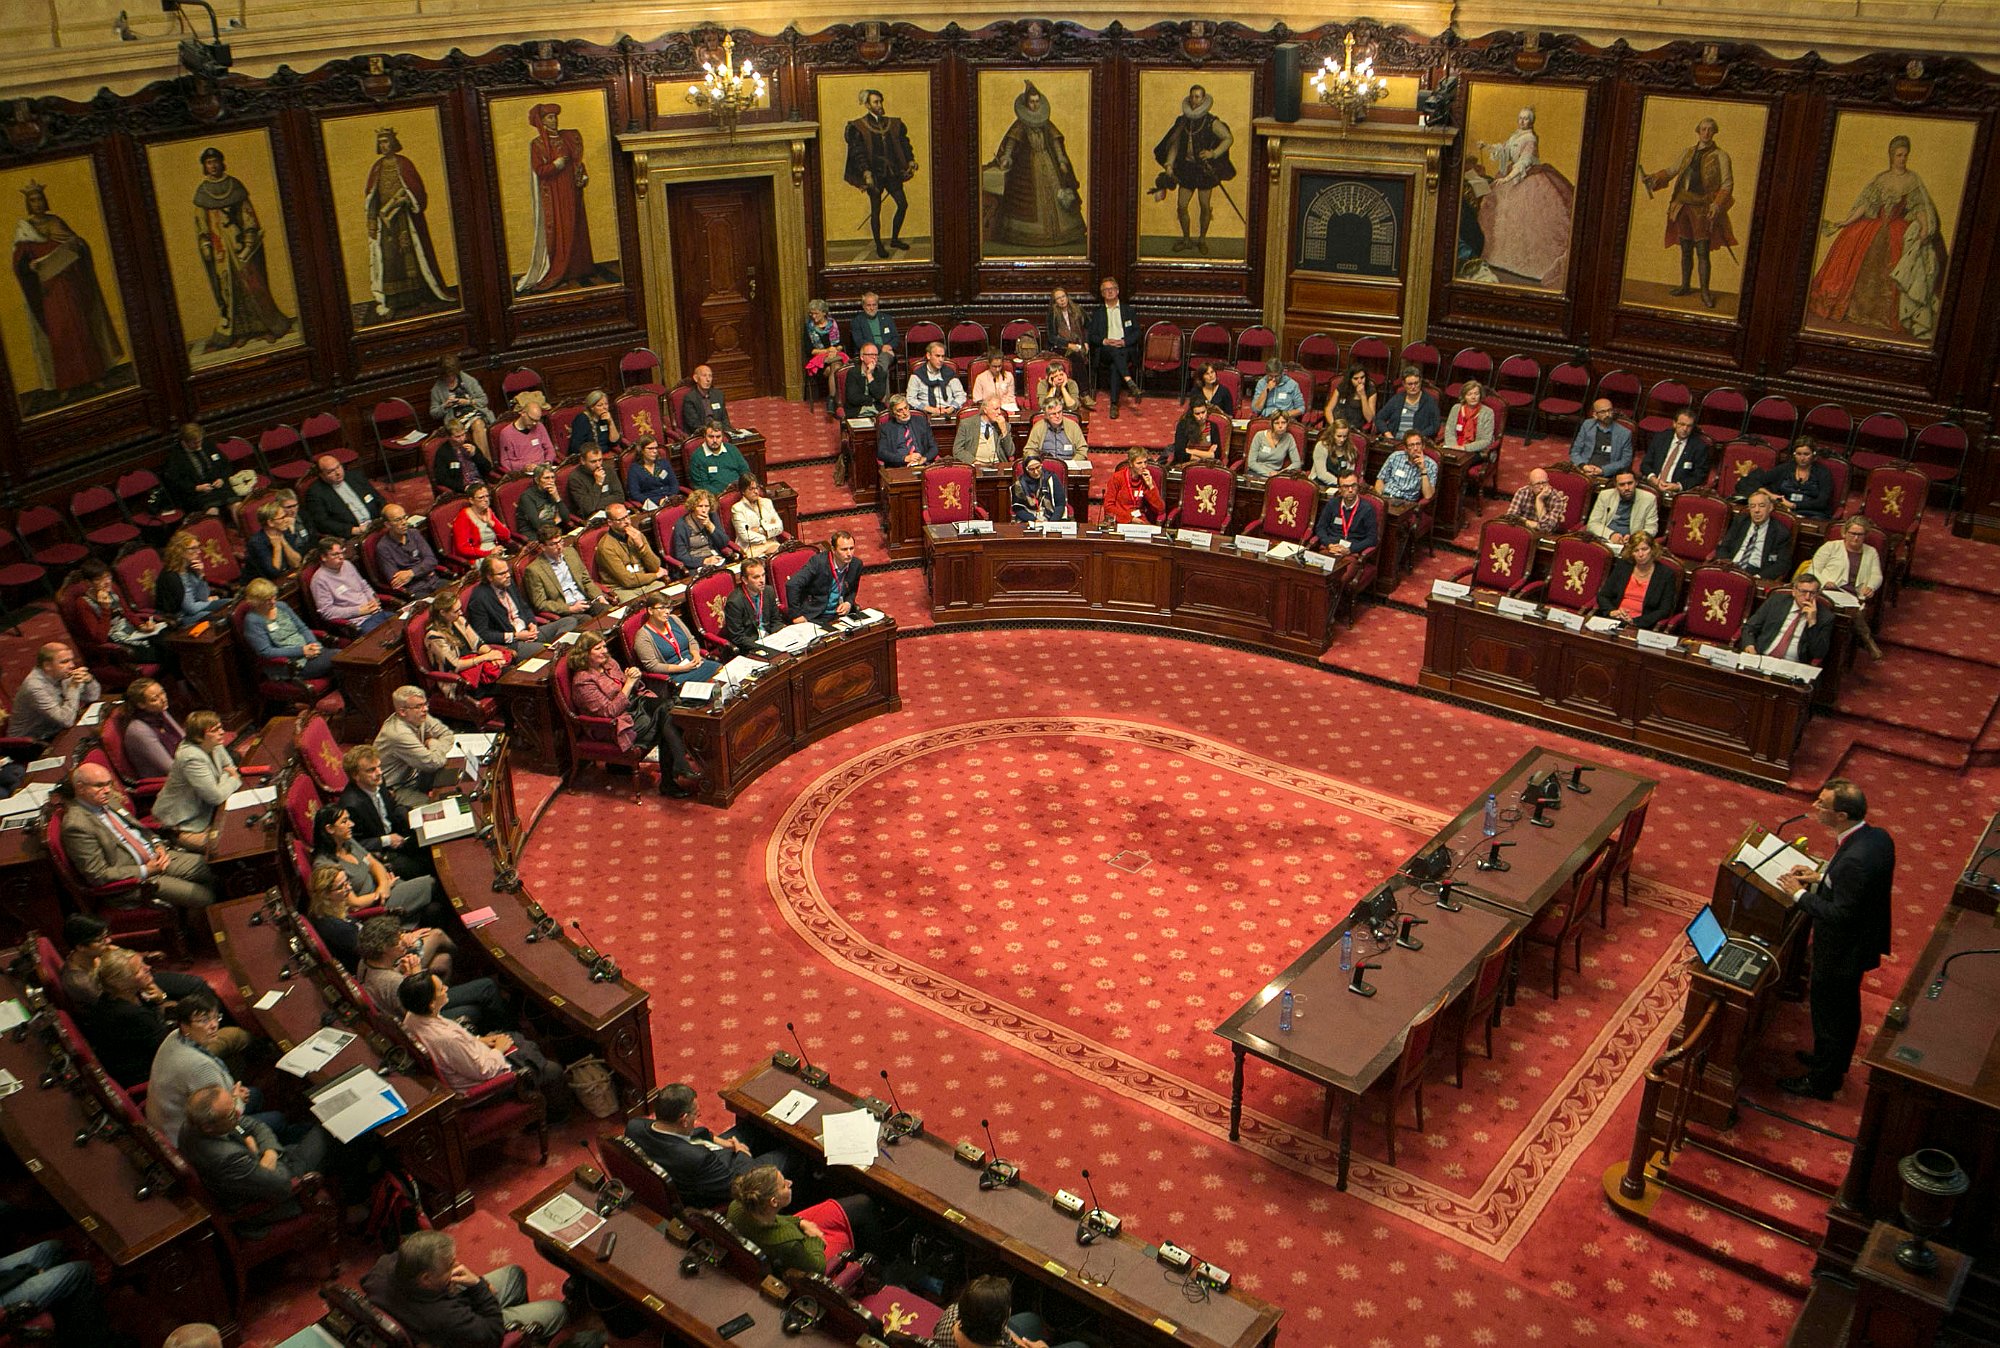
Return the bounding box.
[875,244,890,259]
[1669,285,1694,297]
[1125,377,1144,405]
[890,238,911,251]
[1701,290,1717,309]
[1776,1075,1837,1101]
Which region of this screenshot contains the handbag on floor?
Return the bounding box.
[566,1055,619,1119]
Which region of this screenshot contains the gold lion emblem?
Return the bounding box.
[879,1303,919,1333]
[939,482,963,511]
[1194,483,1218,515]
[707,594,728,628]
[202,538,228,567]
[1881,484,1904,517]
[1702,589,1731,625]
[1561,559,1588,593]
[1682,513,1706,545]
[1275,496,1299,527]
[1733,459,1754,485]
[1488,541,1516,577]
[140,567,158,592]
[631,409,656,437]
[319,742,343,773]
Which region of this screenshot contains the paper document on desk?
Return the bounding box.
[277,1027,358,1078]
[1265,541,1304,561]
[515,656,549,674]
[527,1192,606,1247]
[0,999,28,1033]
[1583,616,1623,633]
[767,1090,817,1125]
[310,1065,407,1142]
[835,608,889,631]
[820,1108,881,1168]
[677,681,716,703]
[79,702,107,726]
[1821,588,1861,609]
[0,785,50,819]
[24,757,62,773]
[758,622,821,655]
[1737,651,1821,683]
[1737,831,1816,891]
[846,417,876,430]
[451,733,496,762]
[414,796,477,845]
[225,785,278,811]
[721,655,769,683]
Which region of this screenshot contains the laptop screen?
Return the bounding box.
[1685,905,1727,964]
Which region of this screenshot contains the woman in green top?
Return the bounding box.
[724,1165,877,1277]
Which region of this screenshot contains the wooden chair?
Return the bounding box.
[1600,799,1650,924]
[1371,994,1449,1167]
[1523,842,1612,1001]
[1452,929,1520,1087]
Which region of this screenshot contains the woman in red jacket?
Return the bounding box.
[450,482,514,562]
[1101,447,1164,524]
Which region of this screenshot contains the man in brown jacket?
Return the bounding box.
[593,502,665,600]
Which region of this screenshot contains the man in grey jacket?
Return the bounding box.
[61,762,216,908]
[179,1085,337,1237]
[7,643,100,741]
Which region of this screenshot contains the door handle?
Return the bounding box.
[747,265,758,300]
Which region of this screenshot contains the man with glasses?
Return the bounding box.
[309,537,390,634]
[61,761,215,908]
[1313,471,1378,557]
[1569,398,1633,479]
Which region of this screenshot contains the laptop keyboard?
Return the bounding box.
[1711,945,1755,980]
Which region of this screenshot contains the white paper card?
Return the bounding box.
[1430,580,1472,601]
[821,1108,881,1169]
[1117,523,1162,540]
[1545,607,1585,631]
[1583,616,1624,633]
[721,656,769,683]
[678,681,716,702]
[311,1069,406,1143]
[846,417,876,430]
[1234,535,1270,555]
[515,657,549,674]
[24,757,62,773]
[955,519,995,535]
[1821,588,1861,609]
[767,1090,817,1125]
[1739,651,1822,683]
[225,785,278,811]
[1177,529,1214,549]
[758,623,820,655]
[414,797,476,845]
[79,703,107,726]
[526,1192,605,1247]
[554,630,582,646]
[1266,541,1304,561]
[451,734,496,761]
[0,999,28,1033]
[0,1068,22,1099]
[1300,551,1338,572]
[1496,596,1540,619]
[1033,521,1078,536]
[1636,629,1680,651]
[277,1027,358,1077]
[254,989,289,1011]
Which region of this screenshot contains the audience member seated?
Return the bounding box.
[787,532,863,624]
[1750,439,1836,518]
[79,947,246,1087]
[724,557,800,650]
[1641,409,1709,491]
[687,421,752,496]
[1011,455,1069,524]
[953,395,1015,469]
[1440,380,1498,462]
[1325,366,1377,432]
[846,291,897,361]
[1250,358,1305,418]
[727,1165,881,1278]
[1307,418,1360,490]
[9,642,99,741]
[246,496,311,582]
[907,342,967,413]
[567,446,624,520]
[493,391,558,475]
[731,477,786,559]
[1313,471,1377,557]
[1585,469,1658,548]
[313,802,444,924]
[1375,431,1438,503]
[1088,277,1142,417]
[449,482,514,561]
[341,744,432,880]
[1739,573,1836,664]
[1380,365,1440,440]
[179,1085,344,1238]
[301,455,385,540]
[363,1230,586,1348]
[514,463,576,537]
[398,971,572,1120]
[1102,448,1163,525]
[428,416,491,497]
[1718,489,1793,579]
[933,1274,1087,1348]
[876,394,940,467]
[1038,359,1084,415]
[309,537,390,634]
[467,555,580,656]
[163,421,236,515]
[806,299,851,413]
[671,489,732,571]
[429,355,495,462]
[1507,468,1571,533]
[1044,287,1088,384]
[63,760,216,908]
[69,559,168,667]
[1569,398,1633,479]
[154,531,229,629]
[375,686,457,806]
[969,347,1017,409]
[0,1228,124,1348]
[565,634,700,795]
[633,592,721,688]
[145,988,266,1140]
[1244,410,1301,478]
[58,912,211,1009]
[594,502,665,599]
[1594,531,1676,630]
[623,435,681,508]
[843,343,892,418]
[1023,397,1086,461]
[355,916,496,1027]
[374,504,443,598]
[1809,515,1886,658]
[242,578,335,679]
[115,677,183,778]
[679,364,736,436]
[304,865,373,967]
[151,711,242,849]
[623,1082,799,1207]
[525,525,611,618]
[1173,400,1224,465]
[424,590,512,690]
[567,389,625,459]
[1189,362,1234,416]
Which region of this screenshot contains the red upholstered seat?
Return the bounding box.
[1347,335,1391,383]
[407,1033,550,1164]
[544,404,583,450]
[1746,395,1799,449]
[1399,340,1441,385]
[1715,440,1777,499]
[260,423,313,484]
[100,710,166,803]
[55,580,154,693]
[1525,841,1613,1000]
[1694,386,1748,445]
[1801,402,1855,455]
[428,497,472,567]
[1638,380,1690,437]
[1453,518,1537,594]
[617,389,667,445]
[1665,564,1754,645]
[1246,472,1317,546]
[1910,419,1969,493]
[1523,535,1614,613]
[619,346,663,390]
[1140,321,1185,395]
[1451,929,1519,1086]
[501,367,542,397]
[368,397,426,473]
[319,1282,538,1348]
[652,503,692,574]
[921,464,986,528]
[767,543,816,608]
[1368,993,1447,1167]
[47,802,186,959]
[15,504,89,570]
[110,546,162,618]
[552,649,655,788]
[1861,465,1926,599]
[297,713,350,795]
[71,484,139,551]
[946,321,988,376]
[999,318,1038,347]
[1442,346,1493,403]
[284,771,323,843]
[185,515,240,587]
[687,571,737,657]
[903,321,944,369]
[782,1269,946,1345]
[1541,467,1590,534]
[1333,494,1385,627]
[233,598,336,710]
[1189,321,1232,367]
[1166,463,1236,531]
[1850,411,1910,478]
[1822,455,1853,514]
[1533,361,1589,436]
[1663,490,1730,564]
[602,1134,684,1214]
[1295,332,1341,403]
[493,476,534,530]
[1233,325,1277,381]
[1594,369,1641,420]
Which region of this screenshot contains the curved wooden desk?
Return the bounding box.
[926,523,1349,660]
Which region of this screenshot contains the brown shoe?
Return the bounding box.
[1125,378,1144,405]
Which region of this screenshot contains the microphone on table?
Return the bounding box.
[1396,915,1428,951]
[569,919,620,983]
[1475,841,1516,872]
[1565,764,1594,794]
[1963,846,2000,895]
[788,1021,830,1087]
[879,1069,923,1143]
[576,1138,630,1214]
[1073,1167,1120,1245]
[1349,961,1382,998]
[980,1117,1019,1190]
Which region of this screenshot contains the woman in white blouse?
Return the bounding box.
[730,477,787,559]
[151,710,241,847]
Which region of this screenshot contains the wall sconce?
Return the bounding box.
[685,32,766,136]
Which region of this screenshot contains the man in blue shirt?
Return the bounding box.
[1569,398,1634,479]
[1250,359,1305,418]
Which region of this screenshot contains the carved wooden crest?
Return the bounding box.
[1019,21,1052,61]
[4,100,46,154]
[857,22,892,64]
[527,41,563,85]
[361,55,394,101]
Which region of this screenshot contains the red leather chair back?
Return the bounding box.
[1347,335,1390,382]
[921,463,978,526]
[1544,537,1614,613]
[1257,473,1318,545]
[1695,387,1748,443]
[1469,518,1536,592]
[768,544,814,604]
[576,525,608,577]
[689,571,734,649]
[1594,370,1641,418]
[545,404,584,449]
[113,547,163,614]
[1823,454,1853,510]
[493,477,533,530]
[298,714,349,795]
[429,498,469,562]
[1716,441,1777,499]
[1864,466,1926,536]
[1541,467,1589,534]
[1681,565,1753,645]
[1233,326,1277,380]
[1746,395,1798,448]
[1664,491,1729,563]
[616,390,666,446]
[286,771,323,842]
[1493,353,1541,412]
[186,515,239,587]
[1177,463,1236,532]
[1189,322,1232,365]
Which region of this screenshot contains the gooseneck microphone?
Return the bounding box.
[1566,764,1594,794]
[980,1117,1019,1190]
[879,1069,923,1142]
[1074,1167,1121,1245]
[570,919,620,983]
[788,1022,829,1087]
[1349,961,1381,998]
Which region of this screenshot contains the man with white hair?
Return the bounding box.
[952,394,1014,469]
[907,342,966,412]
[61,760,215,908]
[374,687,456,807]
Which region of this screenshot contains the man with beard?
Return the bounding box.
[843,89,918,259]
[1150,84,1236,254]
[363,127,454,319]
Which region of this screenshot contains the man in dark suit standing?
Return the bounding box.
[622,1082,798,1208]
[1085,276,1142,418]
[786,532,863,623]
[1716,490,1793,579]
[1780,778,1894,1100]
[1639,409,1711,491]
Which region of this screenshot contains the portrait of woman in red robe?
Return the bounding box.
[514,103,607,294]
[1807,134,1948,344]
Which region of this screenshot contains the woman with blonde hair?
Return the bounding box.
[241,577,334,678]
[729,477,785,559]
[671,489,731,571]
[154,530,228,627]
[1309,415,1361,490]
[726,1164,880,1277]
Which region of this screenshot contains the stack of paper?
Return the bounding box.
[1735,832,1816,891]
[526,1192,606,1247]
[310,1066,407,1142]
[414,796,477,845]
[721,655,769,683]
[79,703,107,726]
[1821,589,1862,610]
[516,656,549,674]
[225,785,278,812]
[678,681,717,702]
[0,783,52,819]
[759,623,820,655]
[820,1108,881,1168]
[277,1027,358,1077]
[1583,616,1624,634]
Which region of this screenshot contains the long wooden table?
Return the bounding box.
[1419,592,1815,785]
[1216,748,1654,1186]
[926,522,1348,659]
[723,1062,1284,1348]
[1158,466,1422,596]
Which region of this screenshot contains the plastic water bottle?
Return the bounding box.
[1482,793,1499,838]
[1340,929,1353,972]
[1278,990,1294,1032]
